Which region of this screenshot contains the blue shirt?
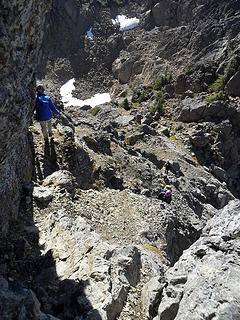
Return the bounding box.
[35,93,59,121]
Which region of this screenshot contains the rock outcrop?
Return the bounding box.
[154,200,240,320]
[0,1,50,236]
[110,0,240,98]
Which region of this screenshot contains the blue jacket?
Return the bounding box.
[35,93,59,121]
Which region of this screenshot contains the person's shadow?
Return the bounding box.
[41,138,59,178]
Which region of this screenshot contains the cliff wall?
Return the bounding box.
[0,0,50,236]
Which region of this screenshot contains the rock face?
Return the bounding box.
[225,71,240,97]
[154,200,240,320]
[152,1,178,27]
[108,0,240,98]
[175,97,229,123]
[0,1,50,236]
[38,0,126,98]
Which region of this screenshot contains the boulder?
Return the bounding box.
[168,161,183,177]
[182,90,194,99]
[142,113,153,125]
[177,98,206,122]
[203,100,227,119]
[114,115,135,127]
[80,105,92,111]
[158,126,170,137]
[43,170,76,193]
[225,71,240,97]
[112,58,134,84]
[32,186,54,203]
[141,124,157,136]
[211,165,228,182]
[215,120,232,137]
[177,98,228,122]
[0,285,58,320]
[125,132,144,145]
[189,130,210,148]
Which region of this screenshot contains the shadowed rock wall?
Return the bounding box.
[0,0,51,237]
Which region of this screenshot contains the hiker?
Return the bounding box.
[164,186,172,204]
[158,185,172,204]
[165,161,171,175]
[34,85,60,142]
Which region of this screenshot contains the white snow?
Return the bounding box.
[60,78,111,107]
[112,15,140,31]
[87,27,94,40]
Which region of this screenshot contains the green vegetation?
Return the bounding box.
[208,75,224,93]
[152,67,173,90]
[91,106,101,116]
[119,98,130,110]
[136,90,147,103]
[149,91,165,115]
[207,56,239,101]
[136,87,152,103]
[205,91,226,104]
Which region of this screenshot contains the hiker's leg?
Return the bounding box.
[40,121,48,140]
[47,119,53,137]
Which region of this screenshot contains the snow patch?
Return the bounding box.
[60,78,111,107]
[112,15,140,31]
[87,27,94,40]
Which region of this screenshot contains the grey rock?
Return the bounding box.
[225,71,240,97]
[158,126,170,137]
[126,132,144,145]
[114,115,135,127]
[142,113,153,125]
[0,286,57,320]
[155,200,240,320]
[0,0,50,236]
[32,186,54,203]
[135,113,143,124]
[112,58,134,84]
[175,74,188,94]
[80,105,92,111]
[43,170,76,193]
[141,189,151,196]
[141,124,157,136]
[182,90,194,99]
[215,119,232,137]
[168,161,182,176]
[211,165,228,182]
[177,98,206,122]
[203,100,227,119]
[141,277,163,319]
[152,1,178,27]
[177,98,228,122]
[116,246,141,287]
[189,130,210,147]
